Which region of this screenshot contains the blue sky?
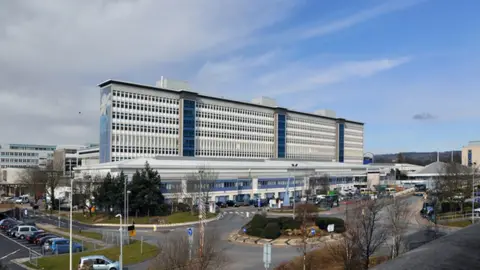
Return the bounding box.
[1,0,479,154]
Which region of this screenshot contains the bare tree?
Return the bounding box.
[153,227,228,270]
[43,159,65,213]
[307,174,330,199]
[385,198,413,259]
[184,167,218,215]
[18,168,47,202]
[295,204,319,270]
[74,175,101,217]
[353,200,388,270]
[326,220,362,270]
[434,162,471,213]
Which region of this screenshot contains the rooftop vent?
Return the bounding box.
[314,109,336,118]
[156,76,191,91]
[251,96,277,107]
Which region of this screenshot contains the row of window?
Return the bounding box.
[286,154,335,161]
[196,120,274,134]
[0,152,40,157]
[112,113,179,125]
[285,138,335,146]
[1,165,37,168]
[344,130,363,136]
[196,111,274,126]
[195,149,274,158]
[344,125,363,132]
[196,103,272,118]
[113,90,179,104]
[112,124,179,134]
[9,145,55,151]
[111,146,179,155]
[288,117,337,127]
[112,101,179,114]
[196,131,274,142]
[344,137,363,143]
[0,158,39,163]
[286,131,336,141]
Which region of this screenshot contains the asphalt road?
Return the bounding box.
[0,232,34,270]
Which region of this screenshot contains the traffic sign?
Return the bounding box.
[24,209,28,216]
[243,228,247,233]
[327,224,335,233]
[187,227,193,236]
[310,228,316,236]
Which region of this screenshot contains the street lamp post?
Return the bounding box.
[292,164,298,219]
[124,177,127,227]
[69,177,74,270]
[115,214,123,270]
[127,191,131,225]
[472,162,477,224]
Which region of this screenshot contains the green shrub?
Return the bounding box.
[280,218,301,230]
[247,227,264,238]
[315,217,345,232]
[248,214,268,230]
[263,222,281,239]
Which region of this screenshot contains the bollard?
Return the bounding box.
[153,225,157,232]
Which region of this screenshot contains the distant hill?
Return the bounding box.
[370,151,461,166]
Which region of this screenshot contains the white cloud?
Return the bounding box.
[0,0,296,144]
[194,52,411,100]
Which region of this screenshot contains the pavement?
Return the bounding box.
[0,231,36,270]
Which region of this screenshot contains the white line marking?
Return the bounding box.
[0,233,41,256]
[0,249,20,260]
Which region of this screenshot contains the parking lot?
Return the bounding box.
[1,227,46,257]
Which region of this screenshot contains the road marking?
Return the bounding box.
[0,249,20,260]
[0,233,41,256]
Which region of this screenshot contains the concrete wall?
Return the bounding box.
[462,143,480,166]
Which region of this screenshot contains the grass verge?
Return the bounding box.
[55,228,103,241]
[41,229,97,251]
[23,240,158,270]
[443,220,473,227]
[166,212,217,223]
[53,211,217,225]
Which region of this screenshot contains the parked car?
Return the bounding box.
[233,200,249,207]
[43,237,65,253]
[48,238,83,254]
[225,200,235,207]
[37,235,58,246]
[0,218,16,230]
[26,231,46,243]
[13,225,39,239]
[78,255,120,270]
[215,201,227,208]
[29,233,53,244]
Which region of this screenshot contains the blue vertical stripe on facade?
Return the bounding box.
[338,123,345,163]
[99,86,112,163]
[182,99,196,157]
[277,114,286,158]
[468,149,472,166]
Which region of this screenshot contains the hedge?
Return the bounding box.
[263,222,281,239]
[315,217,345,233]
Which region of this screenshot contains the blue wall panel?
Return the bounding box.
[277,114,286,158]
[99,86,112,163]
[338,123,345,163]
[468,149,472,166]
[183,100,196,157]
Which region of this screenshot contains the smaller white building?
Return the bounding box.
[75,157,376,203]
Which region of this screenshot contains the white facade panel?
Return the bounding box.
[285,112,337,161]
[110,86,181,162]
[195,98,276,159]
[343,122,364,164]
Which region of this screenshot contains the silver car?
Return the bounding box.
[14,225,38,239]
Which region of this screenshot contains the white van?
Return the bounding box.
[15,195,29,204]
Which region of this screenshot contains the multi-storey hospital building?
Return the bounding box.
[98,80,364,164]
